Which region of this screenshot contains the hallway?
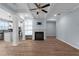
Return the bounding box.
[0,37,79,56]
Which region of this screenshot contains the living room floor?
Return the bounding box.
[0,36,79,56]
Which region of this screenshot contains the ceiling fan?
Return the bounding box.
[30,3,50,15]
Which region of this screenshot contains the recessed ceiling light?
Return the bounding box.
[25,14,29,17]
[54,14,57,16]
[20,15,24,19]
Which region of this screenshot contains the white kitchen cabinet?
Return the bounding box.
[4,32,12,42]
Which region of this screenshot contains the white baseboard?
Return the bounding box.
[56,37,79,50]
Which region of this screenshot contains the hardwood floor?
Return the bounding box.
[0,36,79,56]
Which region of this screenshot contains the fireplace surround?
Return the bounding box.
[32,19,46,40]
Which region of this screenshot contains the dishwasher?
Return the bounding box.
[0,31,4,40]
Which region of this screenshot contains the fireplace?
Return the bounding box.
[35,32,44,40]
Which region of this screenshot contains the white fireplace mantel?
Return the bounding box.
[32,19,47,40]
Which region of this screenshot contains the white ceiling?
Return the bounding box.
[1,3,79,20]
[47,3,79,19]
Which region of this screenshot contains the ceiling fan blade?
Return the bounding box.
[41,4,50,8]
[30,8,37,10]
[34,3,39,8]
[42,9,48,13]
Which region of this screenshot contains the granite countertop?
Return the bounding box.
[0,29,13,33]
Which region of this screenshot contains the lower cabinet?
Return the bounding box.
[4,32,12,42]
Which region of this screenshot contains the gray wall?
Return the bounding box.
[46,22,56,36]
[56,9,79,49]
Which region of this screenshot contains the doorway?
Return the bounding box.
[47,22,56,37]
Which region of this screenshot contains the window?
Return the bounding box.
[25,19,32,35]
[0,20,9,30]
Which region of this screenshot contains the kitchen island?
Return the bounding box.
[0,30,13,43]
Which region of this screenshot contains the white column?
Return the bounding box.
[12,15,19,46]
[32,19,35,40]
[22,20,26,40]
